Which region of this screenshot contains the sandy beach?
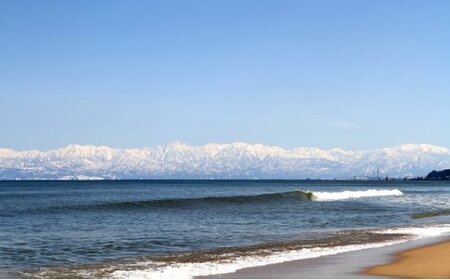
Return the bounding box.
[366,239,450,279]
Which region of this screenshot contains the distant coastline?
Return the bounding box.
[0,175,449,182]
[409,168,450,180]
[423,169,450,180]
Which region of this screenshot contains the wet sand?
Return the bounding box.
[201,236,449,279]
[366,239,450,278]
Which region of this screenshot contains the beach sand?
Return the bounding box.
[366,239,450,279]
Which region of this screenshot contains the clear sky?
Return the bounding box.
[1,0,449,150]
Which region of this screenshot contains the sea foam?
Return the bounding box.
[312,189,404,201]
[110,224,450,280]
[111,241,401,279]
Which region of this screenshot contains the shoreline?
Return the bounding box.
[365,239,450,278]
[201,236,450,279]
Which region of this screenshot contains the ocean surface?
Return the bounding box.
[1,180,450,279]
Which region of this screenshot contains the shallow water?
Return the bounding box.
[0,180,449,278]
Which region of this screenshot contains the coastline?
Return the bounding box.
[366,239,450,278]
[201,236,450,279]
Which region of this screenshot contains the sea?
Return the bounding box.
[1,180,449,279]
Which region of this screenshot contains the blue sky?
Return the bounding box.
[1,0,449,150]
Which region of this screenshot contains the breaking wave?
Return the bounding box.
[99,189,406,208]
[23,224,450,279]
[31,189,405,214]
[312,189,404,201]
[70,191,315,211]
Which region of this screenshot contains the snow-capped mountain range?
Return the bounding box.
[0,143,449,180]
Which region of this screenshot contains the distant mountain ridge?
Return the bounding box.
[0,143,449,180]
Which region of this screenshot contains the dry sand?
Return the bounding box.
[366,239,450,278]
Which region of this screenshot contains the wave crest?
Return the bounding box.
[40,189,404,213]
[311,189,403,201]
[25,225,450,279]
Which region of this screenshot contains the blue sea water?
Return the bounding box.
[0,180,449,278]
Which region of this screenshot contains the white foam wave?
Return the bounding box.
[376,224,450,238]
[111,224,450,279]
[312,189,403,201]
[111,241,401,279]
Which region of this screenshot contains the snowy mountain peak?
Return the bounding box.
[395,144,449,153]
[0,143,449,180]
